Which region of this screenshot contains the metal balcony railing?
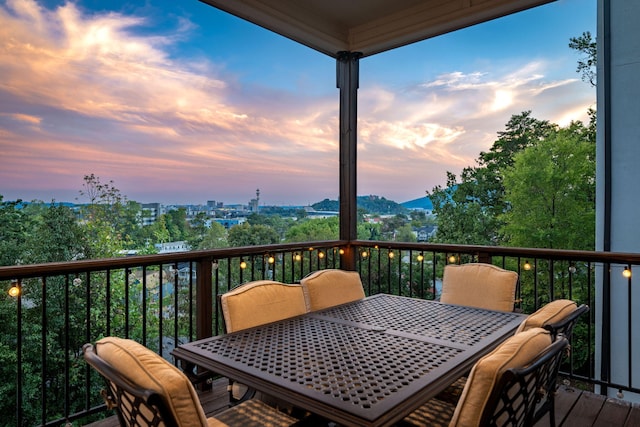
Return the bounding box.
[1,240,639,426]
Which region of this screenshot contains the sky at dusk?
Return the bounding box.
[0,0,596,206]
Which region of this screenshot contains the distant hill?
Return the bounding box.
[312,195,408,215]
[400,196,433,211]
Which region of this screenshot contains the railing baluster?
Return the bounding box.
[41,276,47,425]
[125,267,130,338]
[142,265,148,347]
[64,275,70,420]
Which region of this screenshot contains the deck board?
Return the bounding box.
[624,406,640,427]
[561,390,606,427]
[83,379,638,427]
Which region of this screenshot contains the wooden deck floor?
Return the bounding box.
[84,378,639,426]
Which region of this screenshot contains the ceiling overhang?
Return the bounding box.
[199,0,556,58]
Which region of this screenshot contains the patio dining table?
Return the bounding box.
[172,294,526,427]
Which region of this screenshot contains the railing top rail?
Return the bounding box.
[0,240,347,280]
[4,238,640,281]
[352,240,640,264]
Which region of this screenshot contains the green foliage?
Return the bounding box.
[429,111,556,245]
[197,221,228,249]
[312,198,339,211]
[312,196,408,215]
[285,217,339,242]
[228,223,279,246]
[501,123,595,249]
[246,213,295,240]
[0,197,31,266]
[24,204,87,264]
[569,31,597,87]
[187,212,210,248]
[163,208,190,241]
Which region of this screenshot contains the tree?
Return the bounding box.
[569,31,597,87]
[23,203,87,264]
[380,214,409,241]
[197,221,228,249]
[77,174,130,258]
[500,123,595,250]
[0,196,30,266]
[395,224,417,242]
[429,112,555,245]
[228,223,279,246]
[246,213,294,240]
[188,212,210,249]
[285,217,339,242]
[163,208,190,241]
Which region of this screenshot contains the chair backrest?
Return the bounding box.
[449,328,568,427]
[83,337,207,427]
[543,303,589,339]
[300,269,366,312]
[515,299,589,338]
[484,334,569,427]
[220,280,307,333]
[441,263,518,312]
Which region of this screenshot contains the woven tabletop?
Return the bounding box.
[173,294,525,427]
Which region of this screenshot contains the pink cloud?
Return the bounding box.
[0,0,595,205]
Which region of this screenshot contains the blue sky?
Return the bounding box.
[0,0,596,206]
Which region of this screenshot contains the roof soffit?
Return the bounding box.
[199,0,556,58]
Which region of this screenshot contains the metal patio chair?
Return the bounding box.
[83,337,298,427]
[403,328,569,427]
[441,262,519,312]
[220,280,308,404]
[300,268,365,312]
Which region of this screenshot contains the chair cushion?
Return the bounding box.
[221,280,307,333]
[300,269,366,311]
[449,328,552,427]
[96,337,207,427]
[441,263,518,312]
[515,299,578,334]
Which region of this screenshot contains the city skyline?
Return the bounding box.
[0,0,596,205]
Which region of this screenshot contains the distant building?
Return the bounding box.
[249,189,260,213]
[304,206,339,218]
[141,203,161,226]
[211,218,246,229]
[155,241,190,253]
[415,225,437,242]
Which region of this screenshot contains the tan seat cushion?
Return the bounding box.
[515,299,578,334]
[449,328,553,427]
[96,336,207,427]
[441,263,518,312]
[221,280,307,333]
[300,269,366,311]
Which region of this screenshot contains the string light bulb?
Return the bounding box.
[268,256,275,264]
[448,255,457,263]
[318,251,325,259]
[339,248,345,255]
[294,253,301,262]
[8,283,21,297]
[523,261,532,271]
[388,251,395,259]
[240,261,247,269]
[417,253,424,262]
[623,266,632,278]
[361,251,368,258]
